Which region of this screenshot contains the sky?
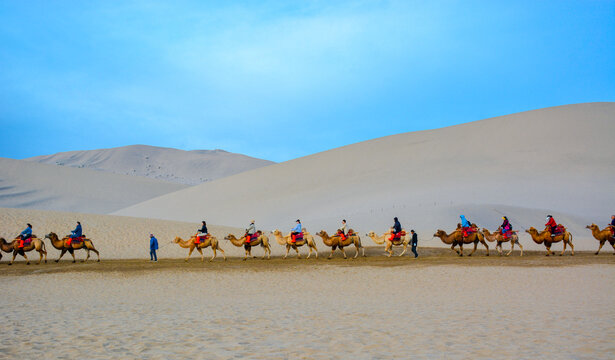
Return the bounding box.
[1,0,614,162]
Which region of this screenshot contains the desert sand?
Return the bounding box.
[1,262,613,359]
[114,103,615,251]
[26,144,274,185]
[0,157,186,213]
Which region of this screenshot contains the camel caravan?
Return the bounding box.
[2,215,614,264]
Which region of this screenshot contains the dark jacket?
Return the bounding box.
[501,219,511,231]
[393,220,402,234]
[150,236,159,250]
[411,233,418,245]
[611,218,615,227]
[199,224,208,234]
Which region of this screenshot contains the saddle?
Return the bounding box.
[291,232,304,242]
[245,233,258,243]
[195,234,210,244]
[550,225,566,236]
[336,230,347,240]
[390,231,406,240]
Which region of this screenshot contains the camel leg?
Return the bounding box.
[56,248,68,262]
[595,241,605,255]
[196,247,204,262]
[611,242,615,254]
[568,238,574,256]
[284,245,290,259]
[518,241,523,256]
[186,247,194,262]
[9,251,17,265]
[341,247,347,259]
[467,242,477,257]
[505,241,512,256]
[545,245,552,256]
[497,243,503,256]
[267,246,271,260]
[83,249,90,262]
[458,243,464,257]
[482,240,489,256]
[69,249,76,263]
[451,243,460,255]
[399,244,407,257]
[328,248,334,259]
[354,245,359,259]
[91,248,100,262]
[306,246,312,259]
[312,245,318,259]
[295,246,301,259]
[560,241,567,256]
[37,249,43,265]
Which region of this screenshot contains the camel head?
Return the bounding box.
[173,236,182,243]
[45,232,58,241]
[365,231,376,237]
[525,227,538,235]
[585,224,599,231]
[224,234,235,241]
[316,230,327,238]
[433,230,447,238]
[272,229,282,237]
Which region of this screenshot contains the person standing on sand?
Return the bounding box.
[410,230,418,258]
[149,234,158,261]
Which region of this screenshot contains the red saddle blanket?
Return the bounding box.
[245,234,258,243]
[68,236,85,243]
[552,225,566,235]
[195,234,210,244]
[292,233,304,241]
[390,231,406,240]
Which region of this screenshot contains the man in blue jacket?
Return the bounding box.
[149,234,159,261]
[70,222,82,239]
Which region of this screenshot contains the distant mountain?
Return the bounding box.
[0,157,187,214]
[26,145,275,185]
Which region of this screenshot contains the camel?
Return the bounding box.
[481,228,523,256]
[45,232,100,263]
[0,236,47,265]
[224,231,271,260]
[173,235,226,262]
[525,227,574,256]
[433,227,490,256]
[271,229,318,259]
[365,230,409,257]
[585,224,615,255]
[316,230,365,259]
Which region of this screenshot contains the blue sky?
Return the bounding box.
[1,0,614,162]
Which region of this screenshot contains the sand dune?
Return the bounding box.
[26,144,275,185]
[115,103,615,250]
[0,157,187,213]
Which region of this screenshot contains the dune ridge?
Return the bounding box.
[26,144,275,185]
[114,103,615,250]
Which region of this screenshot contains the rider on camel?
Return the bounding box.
[196,221,208,243]
[500,216,512,239]
[18,223,33,248]
[291,220,302,243]
[66,221,83,246]
[389,217,402,241]
[245,220,256,244]
[545,215,558,236]
[460,215,473,239]
[609,215,615,237]
[338,220,348,241]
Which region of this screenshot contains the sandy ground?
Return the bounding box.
[0,256,613,359]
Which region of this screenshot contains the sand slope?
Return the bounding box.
[115,103,615,250]
[26,145,275,185]
[0,158,186,213]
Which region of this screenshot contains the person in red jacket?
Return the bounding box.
[545,215,557,235]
